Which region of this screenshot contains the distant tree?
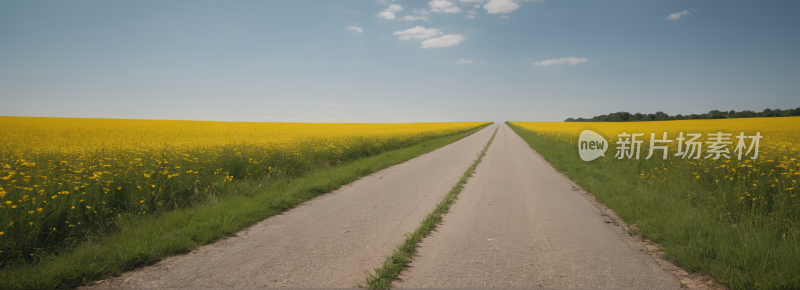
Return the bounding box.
[709,110,727,119]
[564,107,800,122]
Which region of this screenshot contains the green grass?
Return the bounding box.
[363,126,498,289]
[506,122,800,290]
[0,123,492,289]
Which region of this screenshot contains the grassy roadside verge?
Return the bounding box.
[506,122,799,290]
[0,123,492,289]
[364,127,498,289]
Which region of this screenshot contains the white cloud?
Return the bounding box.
[474,4,482,8]
[466,14,476,19]
[501,15,510,19]
[401,15,429,21]
[484,0,520,14]
[421,34,467,48]
[456,58,473,64]
[393,26,442,40]
[460,0,488,2]
[666,10,691,20]
[412,8,430,14]
[533,57,588,67]
[429,0,462,13]
[345,26,363,33]
[377,4,403,20]
[377,11,396,20]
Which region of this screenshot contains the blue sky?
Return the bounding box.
[1,0,798,123]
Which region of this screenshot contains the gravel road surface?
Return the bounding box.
[89,124,498,289]
[392,123,682,289]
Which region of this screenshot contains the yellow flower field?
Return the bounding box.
[509,117,800,290]
[511,117,799,215]
[0,117,487,262]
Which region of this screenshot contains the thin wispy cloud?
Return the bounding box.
[412,8,430,15]
[667,9,692,20]
[345,26,363,33]
[533,57,588,67]
[401,15,429,21]
[377,4,403,20]
[456,58,473,64]
[421,34,467,48]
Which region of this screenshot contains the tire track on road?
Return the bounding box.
[393,123,683,289]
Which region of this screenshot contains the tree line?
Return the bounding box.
[565,107,800,122]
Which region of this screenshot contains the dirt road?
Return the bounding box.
[91,124,498,289]
[92,122,685,289]
[393,124,682,289]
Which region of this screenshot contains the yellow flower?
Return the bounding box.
[71,206,75,209]
[86,206,91,209]
[11,205,16,209]
[0,232,4,235]
[29,222,33,226]
[37,208,43,213]
[4,201,10,205]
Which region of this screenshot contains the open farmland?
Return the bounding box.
[0,117,488,266]
[508,118,800,289]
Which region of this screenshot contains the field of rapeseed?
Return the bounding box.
[0,117,486,265]
[509,117,800,289]
[510,118,799,218]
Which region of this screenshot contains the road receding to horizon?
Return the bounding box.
[393,123,682,289]
[88,123,687,289]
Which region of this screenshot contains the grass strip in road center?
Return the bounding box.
[363,127,498,289]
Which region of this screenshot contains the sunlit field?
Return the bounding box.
[509,117,800,289]
[0,117,487,264]
[511,118,799,217]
